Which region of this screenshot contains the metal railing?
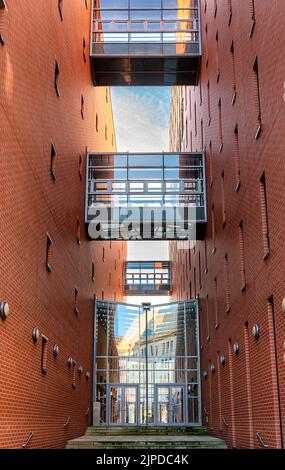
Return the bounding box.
[86,152,206,221]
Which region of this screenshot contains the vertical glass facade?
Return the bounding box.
[94,300,201,426]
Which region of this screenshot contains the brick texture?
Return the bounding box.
[170,0,285,448]
[0,0,126,448]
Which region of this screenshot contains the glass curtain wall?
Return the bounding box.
[94,300,200,426]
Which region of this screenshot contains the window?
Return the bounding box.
[72,360,76,389]
[74,288,79,314]
[207,81,211,124]
[214,277,219,328]
[234,125,241,190]
[46,234,53,272]
[239,221,246,290]
[215,31,220,81]
[228,0,233,25]
[41,335,48,374]
[76,218,81,245]
[214,0,217,17]
[79,154,83,180]
[81,95,85,119]
[253,58,262,138]
[209,141,213,186]
[54,61,60,97]
[198,251,202,290]
[83,36,86,63]
[249,0,256,37]
[92,262,95,282]
[204,240,208,274]
[218,99,223,152]
[206,294,210,340]
[230,42,236,104]
[194,103,197,136]
[224,254,230,312]
[200,119,204,149]
[50,144,56,181]
[58,0,63,20]
[221,171,226,226]
[211,205,216,253]
[259,173,270,258]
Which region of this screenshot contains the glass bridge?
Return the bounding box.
[90,0,202,86]
[86,152,207,241]
[93,300,201,426]
[124,261,172,295]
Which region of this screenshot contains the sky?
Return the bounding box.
[111,87,171,152]
[111,86,172,305]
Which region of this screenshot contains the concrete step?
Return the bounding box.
[86,426,209,436]
[67,434,227,449]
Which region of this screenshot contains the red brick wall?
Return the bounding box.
[0,0,125,448]
[170,0,285,448]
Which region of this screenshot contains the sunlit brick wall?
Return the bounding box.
[0,0,125,448]
[169,0,285,449]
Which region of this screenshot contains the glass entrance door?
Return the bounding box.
[155,385,186,425]
[109,385,138,425]
[94,300,201,426]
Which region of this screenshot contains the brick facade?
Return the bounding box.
[170,0,285,448]
[0,0,125,448]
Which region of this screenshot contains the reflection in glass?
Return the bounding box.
[95,300,200,425]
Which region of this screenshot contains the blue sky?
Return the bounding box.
[111,87,171,152]
[110,87,171,293]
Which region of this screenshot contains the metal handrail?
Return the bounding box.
[64,417,71,428]
[256,432,269,448]
[22,432,33,449]
[222,416,229,428]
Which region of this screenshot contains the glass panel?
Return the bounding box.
[98,0,129,8]
[128,154,163,167]
[171,386,184,424]
[130,10,161,20]
[157,387,170,424]
[125,387,137,424]
[95,11,129,21]
[130,0,162,8]
[110,386,124,424]
[95,301,199,426]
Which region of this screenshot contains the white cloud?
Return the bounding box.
[111,88,170,152]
